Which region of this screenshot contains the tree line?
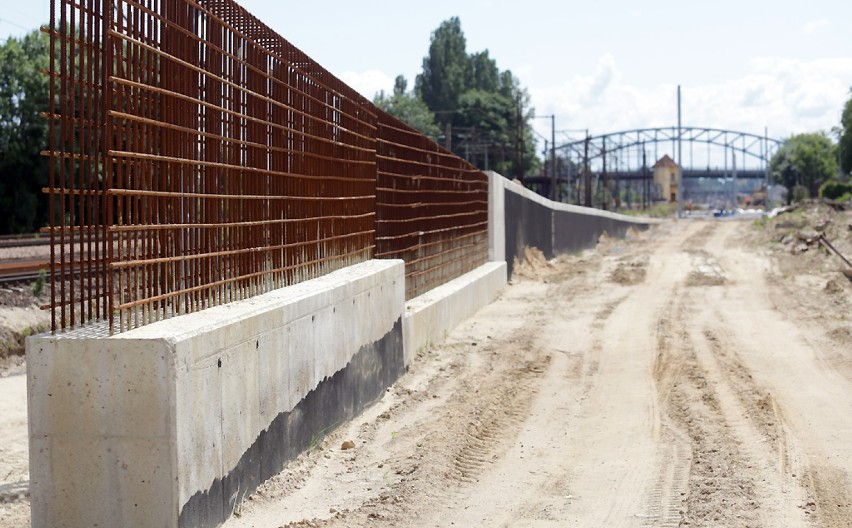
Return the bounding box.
[374,17,540,180]
[0,30,50,235]
[768,92,852,204]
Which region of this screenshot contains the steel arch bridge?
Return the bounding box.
[526,126,785,209]
[559,126,783,165]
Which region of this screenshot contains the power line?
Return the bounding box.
[0,16,32,32]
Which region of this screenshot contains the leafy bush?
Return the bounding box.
[791,185,810,203]
[31,268,47,297]
[819,180,852,202]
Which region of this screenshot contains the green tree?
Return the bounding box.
[495,70,539,179]
[454,81,537,177]
[839,88,852,177]
[374,75,441,139]
[415,17,471,126]
[414,18,539,180]
[0,29,50,234]
[769,132,838,203]
[469,51,499,92]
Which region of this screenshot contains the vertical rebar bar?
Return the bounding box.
[46,0,484,333]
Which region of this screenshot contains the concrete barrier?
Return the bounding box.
[402,261,507,364]
[27,260,406,528]
[27,171,658,528]
[487,171,659,277]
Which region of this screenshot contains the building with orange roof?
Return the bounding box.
[652,154,680,202]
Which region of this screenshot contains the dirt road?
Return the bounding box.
[2,217,851,527]
[0,369,28,524]
[223,218,852,528]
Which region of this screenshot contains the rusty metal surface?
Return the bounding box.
[46,0,377,333]
[45,0,488,333]
[376,112,489,299]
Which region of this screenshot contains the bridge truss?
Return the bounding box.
[525,126,785,209]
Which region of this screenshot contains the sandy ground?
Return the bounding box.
[2,214,851,527]
[0,371,29,523]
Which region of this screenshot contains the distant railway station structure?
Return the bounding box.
[523,126,785,209]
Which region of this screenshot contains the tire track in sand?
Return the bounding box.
[656,220,812,528]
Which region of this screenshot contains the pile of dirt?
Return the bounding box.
[625,226,646,241]
[751,201,852,355]
[0,283,49,374]
[512,247,554,280]
[761,202,852,273]
[608,255,649,285]
[596,230,612,251]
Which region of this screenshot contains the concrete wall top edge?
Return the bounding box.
[405,261,506,312]
[487,170,661,226]
[551,201,662,224]
[30,259,405,344]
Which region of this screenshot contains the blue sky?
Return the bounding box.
[3,0,851,164]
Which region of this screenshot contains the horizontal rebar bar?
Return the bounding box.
[46,0,490,333]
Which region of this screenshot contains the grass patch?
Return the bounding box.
[0,323,49,360]
[31,269,47,297]
[308,421,339,452]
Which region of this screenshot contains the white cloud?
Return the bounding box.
[339,69,394,101]
[530,54,852,148]
[801,18,829,35]
[732,57,852,134]
[588,53,619,101]
[337,56,852,169]
[530,55,675,141]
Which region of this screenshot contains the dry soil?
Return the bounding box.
[2,215,851,528]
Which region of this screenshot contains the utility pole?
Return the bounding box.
[584,131,591,207]
[612,150,621,211]
[567,156,573,204]
[516,97,524,183]
[484,140,489,171]
[602,136,608,210]
[731,150,738,213]
[551,114,557,202]
[642,147,648,210]
[676,85,683,218]
[543,139,549,196]
[764,126,770,209]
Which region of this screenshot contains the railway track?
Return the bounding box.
[0,234,49,250]
[0,260,49,285]
[0,233,50,284]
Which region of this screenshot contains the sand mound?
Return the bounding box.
[513,247,553,280]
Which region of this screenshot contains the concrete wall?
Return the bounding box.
[27,171,658,528]
[403,261,507,364]
[487,171,660,277]
[27,260,406,528]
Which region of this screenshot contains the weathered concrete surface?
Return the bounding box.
[402,261,507,365]
[27,259,405,528]
[489,173,660,276]
[551,200,659,255]
[24,172,661,528]
[487,171,506,263]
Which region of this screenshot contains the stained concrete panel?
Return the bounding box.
[403,261,507,363]
[494,172,660,278]
[27,259,406,528]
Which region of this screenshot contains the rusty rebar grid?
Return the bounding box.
[45,0,377,333]
[45,0,489,333]
[375,112,489,300]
